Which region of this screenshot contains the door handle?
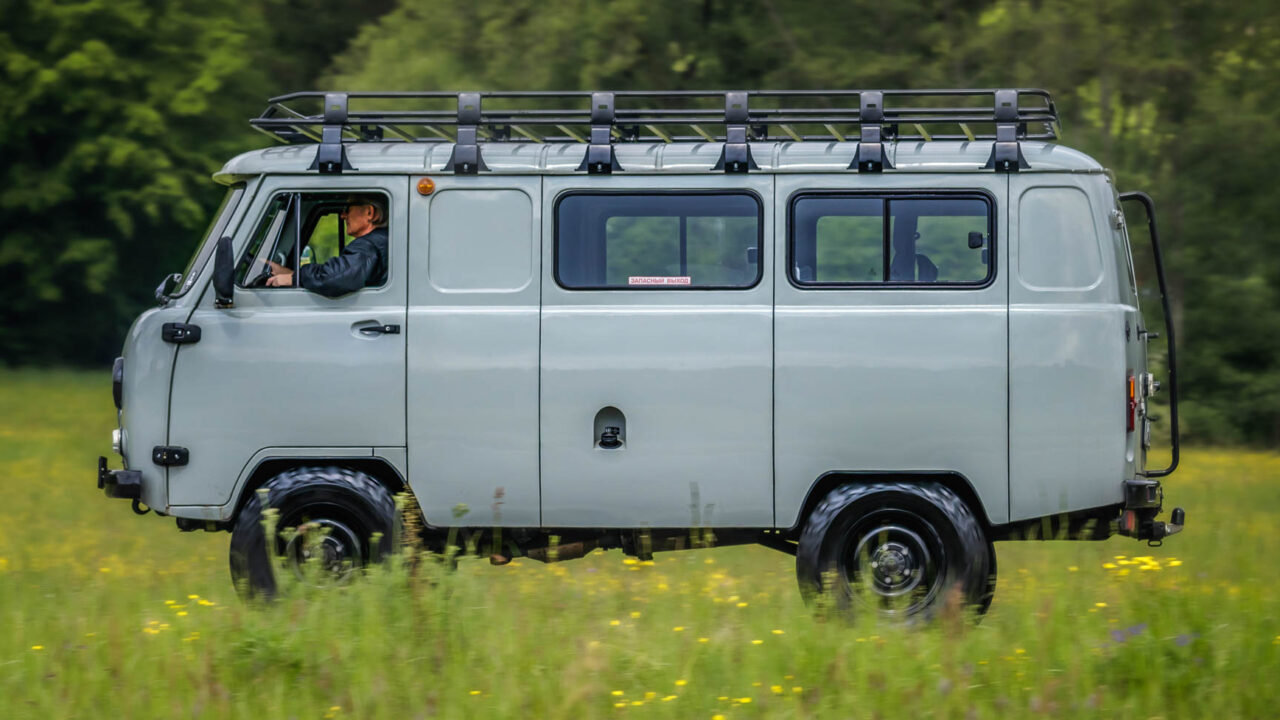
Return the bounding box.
[358,324,400,336]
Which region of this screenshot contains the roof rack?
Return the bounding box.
[251,88,1060,174]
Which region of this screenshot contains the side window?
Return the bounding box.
[791,193,993,286]
[235,191,389,289]
[556,193,761,289]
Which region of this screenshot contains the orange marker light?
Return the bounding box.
[417,177,436,195]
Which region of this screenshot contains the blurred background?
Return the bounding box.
[4,0,1278,446]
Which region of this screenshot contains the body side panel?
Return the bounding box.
[1008,174,1130,521]
[406,177,542,528]
[774,173,1011,529]
[539,174,775,529]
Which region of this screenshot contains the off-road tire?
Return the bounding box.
[796,481,992,622]
[229,466,398,598]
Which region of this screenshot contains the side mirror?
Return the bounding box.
[968,231,985,249]
[154,272,181,305]
[213,236,234,309]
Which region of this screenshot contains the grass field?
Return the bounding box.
[1,369,1277,719]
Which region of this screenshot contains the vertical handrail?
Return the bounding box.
[1120,191,1179,477]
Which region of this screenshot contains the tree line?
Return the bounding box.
[3,0,1277,444]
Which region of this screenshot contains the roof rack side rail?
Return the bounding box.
[984,89,1030,172]
[850,91,893,172]
[307,93,354,174]
[712,91,759,173]
[444,93,488,174]
[576,92,622,174]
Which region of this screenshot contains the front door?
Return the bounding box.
[167,176,407,509]
[539,176,775,529]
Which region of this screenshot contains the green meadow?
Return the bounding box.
[0,369,1276,719]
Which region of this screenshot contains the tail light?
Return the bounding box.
[1127,374,1137,432]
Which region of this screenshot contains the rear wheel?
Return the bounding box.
[796,481,991,622]
[229,467,398,598]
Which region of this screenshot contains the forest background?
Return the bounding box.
[2,0,1277,444]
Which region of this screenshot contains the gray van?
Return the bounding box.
[98,89,1183,617]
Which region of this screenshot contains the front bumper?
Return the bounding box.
[97,456,142,500]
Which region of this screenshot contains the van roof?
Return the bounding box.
[215,139,1103,183]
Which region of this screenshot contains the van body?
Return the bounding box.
[99,89,1182,613]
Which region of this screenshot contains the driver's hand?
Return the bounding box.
[267,260,288,275]
[266,270,294,287]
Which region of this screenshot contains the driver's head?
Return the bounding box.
[340,194,388,236]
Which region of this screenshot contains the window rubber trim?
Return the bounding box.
[786,189,997,290]
[552,188,765,291]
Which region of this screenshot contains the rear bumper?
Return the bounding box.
[97,456,142,500]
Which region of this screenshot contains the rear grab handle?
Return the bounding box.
[1120,191,1179,478]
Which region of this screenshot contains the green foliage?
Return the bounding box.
[0,0,271,362]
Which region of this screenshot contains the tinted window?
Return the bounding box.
[557,193,761,289]
[792,194,992,285]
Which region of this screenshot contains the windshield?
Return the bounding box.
[171,185,245,298]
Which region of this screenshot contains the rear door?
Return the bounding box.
[539,176,774,528]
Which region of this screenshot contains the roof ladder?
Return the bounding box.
[444,93,488,174]
[851,91,892,172]
[984,89,1030,172]
[713,91,758,173]
[577,92,622,174]
[307,93,354,174]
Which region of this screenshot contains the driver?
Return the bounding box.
[266,195,388,297]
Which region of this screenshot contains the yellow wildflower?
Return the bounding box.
[470,690,482,696]
[698,637,709,643]
[611,690,624,696]
[751,639,764,645]
[675,680,687,687]
[673,626,685,632]
[30,645,43,651]
[771,685,784,694]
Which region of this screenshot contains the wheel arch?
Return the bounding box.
[231,456,407,520]
[787,471,994,537]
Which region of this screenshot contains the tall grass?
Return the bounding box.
[0,368,1277,718]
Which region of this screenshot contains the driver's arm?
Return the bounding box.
[295,232,384,298]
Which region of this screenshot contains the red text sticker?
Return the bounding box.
[628,276,692,286]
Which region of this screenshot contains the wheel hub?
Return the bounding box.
[284,517,363,583]
[846,521,940,612]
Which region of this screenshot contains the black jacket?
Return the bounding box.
[298,227,388,297]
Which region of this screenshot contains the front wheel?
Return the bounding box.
[229,467,399,598]
[796,481,992,622]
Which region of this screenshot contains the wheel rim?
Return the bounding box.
[840,510,945,616]
[281,515,364,585]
